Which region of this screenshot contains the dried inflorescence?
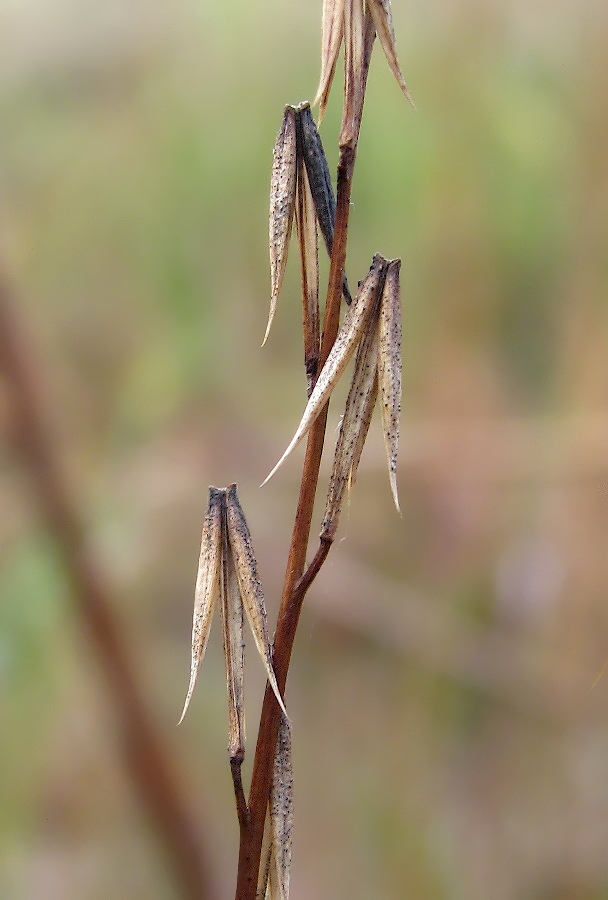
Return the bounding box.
[315,0,415,127]
[263,253,403,529]
[179,484,287,737]
[265,102,350,357]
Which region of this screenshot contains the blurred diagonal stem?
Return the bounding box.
[234,37,375,900]
[0,272,217,900]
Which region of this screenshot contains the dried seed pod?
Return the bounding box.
[257,808,273,900]
[377,258,402,513]
[220,506,245,758]
[262,255,387,485]
[266,106,298,345]
[341,0,365,146]
[179,487,224,724]
[314,0,346,122]
[269,714,293,900]
[225,485,288,720]
[366,0,415,108]
[295,154,320,394]
[297,105,351,303]
[321,309,380,539]
[348,369,378,491]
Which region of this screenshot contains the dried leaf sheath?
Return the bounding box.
[367,0,415,108]
[179,487,223,724]
[221,506,245,758]
[262,254,388,485]
[378,258,402,513]
[225,486,288,720]
[266,107,298,345]
[314,0,345,122]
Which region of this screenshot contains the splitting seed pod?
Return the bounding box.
[257,715,294,900]
[377,258,402,513]
[314,0,414,137]
[321,255,403,537]
[265,102,352,348]
[179,484,288,735]
[262,254,388,486]
[314,0,346,123]
[266,106,298,346]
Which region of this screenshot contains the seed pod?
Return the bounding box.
[366,0,415,108]
[179,487,224,724]
[269,715,293,900]
[297,105,351,303]
[220,504,245,758]
[295,154,320,394]
[314,0,346,123]
[266,106,298,345]
[340,0,365,146]
[257,808,273,900]
[321,309,380,539]
[377,258,402,513]
[225,485,288,720]
[262,255,387,485]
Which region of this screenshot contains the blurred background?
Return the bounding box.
[1,0,608,897]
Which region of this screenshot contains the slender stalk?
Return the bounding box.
[0,272,217,900]
[234,56,371,896]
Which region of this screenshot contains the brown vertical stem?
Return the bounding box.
[0,273,217,900]
[234,140,358,899]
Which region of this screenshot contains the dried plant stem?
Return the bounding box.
[234,130,362,898]
[0,273,216,900]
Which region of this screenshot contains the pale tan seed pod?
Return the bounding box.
[314,0,346,123]
[269,715,293,900]
[348,369,378,492]
[366,0,416,108]
[321,308,380,539]
[266,106,298,346]
[225,485,288,720]
[179,487,224,725]
[262,254,388,485]
[220,507,245,759]
[341,0,365,146]
[377,258,402,513]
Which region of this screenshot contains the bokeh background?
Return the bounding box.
[2,0,608,897]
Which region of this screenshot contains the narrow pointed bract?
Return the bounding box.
[298,105,351,303]
[348,370,378,491]
[266,106,298,345]
[378,258,402,513]
[257,809,274,900]
[262,255,387,485]
[179,487,223,724]
[221,512,245,758]
[322,311,380,539]
[367,0,415,108]
[225,486,288,720]
[269,714,293,900]
[314,0,346,122]
[295,155,320,394]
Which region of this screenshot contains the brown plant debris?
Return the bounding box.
[262,255,388,485]
[180,485,287,732]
